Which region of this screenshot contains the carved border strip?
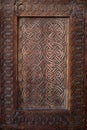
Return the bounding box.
[14,1,73,16]
[70,3,85,127]
[0,0,86,129]
[14,110,70,127]
[0,1,3,124]
[0,0,15,125]
[85,7,87,129]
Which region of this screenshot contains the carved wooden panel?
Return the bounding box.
[18,17,69,109]
[0,0,87,130]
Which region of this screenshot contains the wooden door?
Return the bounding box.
[0,0,87,130]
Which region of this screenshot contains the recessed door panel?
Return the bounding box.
[18,18,69,110]
[0,1,86,129]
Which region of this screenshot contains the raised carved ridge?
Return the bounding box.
[0,0,86,129]
[18,17,69,109]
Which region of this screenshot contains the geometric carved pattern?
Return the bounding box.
[0,1,14,125]
[0,0,86,129]
[18,18,69,109]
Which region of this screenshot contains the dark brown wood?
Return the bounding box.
[0,0,87,130]
[85,8,87,129]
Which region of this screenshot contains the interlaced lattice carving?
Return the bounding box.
[0,0,86,129]
[18,18,69,109]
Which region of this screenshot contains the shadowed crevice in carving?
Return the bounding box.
[18,17,69,110]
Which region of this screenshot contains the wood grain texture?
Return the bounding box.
[18,17,69,110]
[85,9,87,129]
[0,0,87,129]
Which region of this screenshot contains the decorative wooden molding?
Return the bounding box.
[85,10,87,129]
[0,0,87,129]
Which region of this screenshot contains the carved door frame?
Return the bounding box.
[0,0,87,129]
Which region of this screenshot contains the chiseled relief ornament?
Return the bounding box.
[7,0,85,127]
[18,17,68,109]
[14,0,73,16]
